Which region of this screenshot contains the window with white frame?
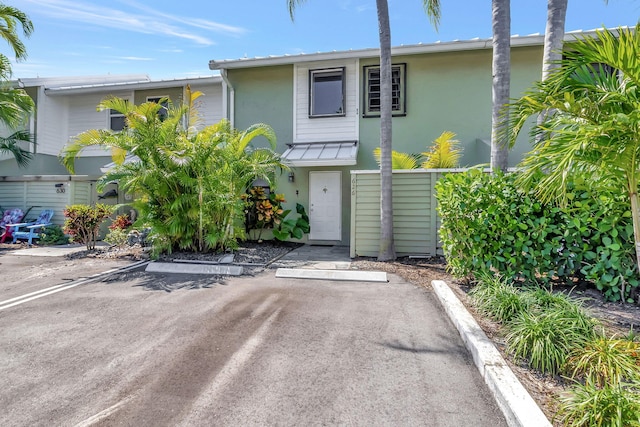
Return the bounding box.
[363,63,406,117]
[147,96,169,121]
[309,68,345,117]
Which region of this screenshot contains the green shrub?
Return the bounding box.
[557,382,640,427]
[568,334,640,387]
[39,224,69,245]
[505,306,595,375]
[273,203,310,241]
[109,214,132,230]
[63,204,113,250]
[470,274,528,323]
[104,228,129,246]
[522,288,575,312]
[436,169,638,301]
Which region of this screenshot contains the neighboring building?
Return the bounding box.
[0,74,224,226]
[209,31,591,246]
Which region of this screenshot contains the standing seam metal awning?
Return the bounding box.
[282,141,358,167]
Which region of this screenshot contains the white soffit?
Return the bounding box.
[282,141,358,167]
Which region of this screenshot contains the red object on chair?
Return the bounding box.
[0,208,24,243]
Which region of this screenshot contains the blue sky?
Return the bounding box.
[14,0,640,80]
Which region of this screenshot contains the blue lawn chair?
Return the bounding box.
[8,209,55,245]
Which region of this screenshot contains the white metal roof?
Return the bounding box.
[282,141,358,167]
[209,28,616,70]
[44,75,222,96]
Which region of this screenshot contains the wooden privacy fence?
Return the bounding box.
[350,169,465,258]
[0,177,96,226]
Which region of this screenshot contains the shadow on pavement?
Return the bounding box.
[102,270,229,293]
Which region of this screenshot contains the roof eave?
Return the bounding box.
[208,28,615,70]
[44,76,222,96]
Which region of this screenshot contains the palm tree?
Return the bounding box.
[0,4,33,64]
[0,4,34,165]
[373,147,419,170]
[422,131,461,168]
[507,25,640,268]
[288,0,440,261]
[0,129,30,166]
[490,0,510,172]
[541,0,568,82]
[62,91,286,253]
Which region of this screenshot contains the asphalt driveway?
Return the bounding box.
[0,256,506,426]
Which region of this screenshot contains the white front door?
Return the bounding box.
[309,171,341,241]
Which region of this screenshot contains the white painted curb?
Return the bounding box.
[431,280,551,427]
[146,262,243,276]
[275,268,388,282]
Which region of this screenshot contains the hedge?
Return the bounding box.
[435,169,638,302]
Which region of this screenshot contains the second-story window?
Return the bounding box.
[309,68,345,117]
[363,63,406,117]
[109,109,126,131]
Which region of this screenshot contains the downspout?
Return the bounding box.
[220,69,235,128]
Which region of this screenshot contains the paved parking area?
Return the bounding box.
[0,252,506,426]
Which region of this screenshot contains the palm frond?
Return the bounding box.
[0,129,32,167]
[0,86,34,128]
[0,5,33,61]
[421,131,462,168]
[422,0,441,30]
[373,147,418,169]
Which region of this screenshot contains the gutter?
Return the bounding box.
[218,69,235,127]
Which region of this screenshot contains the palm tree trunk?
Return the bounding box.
[376,0,396,261]
[490,0,510,172]
[542,0,568,81]
[628,177,640,274]
[536,0,568,136]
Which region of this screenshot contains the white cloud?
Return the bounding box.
[116,56,154,61]
[21,0,247,46]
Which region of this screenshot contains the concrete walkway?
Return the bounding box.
[278,244,550,427]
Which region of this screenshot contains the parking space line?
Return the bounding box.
[0,260,149,311]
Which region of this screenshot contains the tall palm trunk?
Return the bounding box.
[536,0,568,136]
[376,0,396,261]
[490,0,510,172]
[542,0,568,80]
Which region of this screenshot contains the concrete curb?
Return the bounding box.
[275,268,388,282]
[431,280,551,427]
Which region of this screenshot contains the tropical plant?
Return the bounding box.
[63,204,114,250]
[0,4,35,165]
[244,186,286,240]
[61,88,286,254]
[272,203,310,241]
[373,130,461,170]
[109,214,132,231]
[372,147,418,170]
[104,228,129,247]
[38,224,69,246]
[506,307,594,375]
[0,129,31,166]
[557,382,640,427]
[288,0,441,262]
[422,131,461,168]
[568,334,640,388]
[469,273,529,323]
[507,25,640,271]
